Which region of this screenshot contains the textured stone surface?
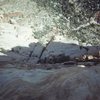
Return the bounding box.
[0,66,100,100]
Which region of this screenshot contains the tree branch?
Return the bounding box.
[72,20,99,31]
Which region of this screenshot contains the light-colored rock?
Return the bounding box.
[77,64,86,68]
[0,23,38,50]
[0,23,39,62]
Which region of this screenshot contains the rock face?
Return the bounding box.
[0,22,81,63]
[0,66,100,100]
[0,24,100,64]
[0,1,100,100]
[0,23,38,50]
[0,23,39,62]
[0,0,100,64]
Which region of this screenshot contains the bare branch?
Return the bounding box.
[72,19,99,31]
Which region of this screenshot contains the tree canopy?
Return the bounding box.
[32,0,100,45]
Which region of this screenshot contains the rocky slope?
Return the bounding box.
[0,0,100,100]
[0,0,100,64]
[0,65,100,100]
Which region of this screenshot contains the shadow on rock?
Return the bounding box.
[0,42,100,65]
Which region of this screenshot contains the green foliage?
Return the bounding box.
[0,48,7,53]
[33,25,52,39]
[30,0,100,45]
[2,0,100,45]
